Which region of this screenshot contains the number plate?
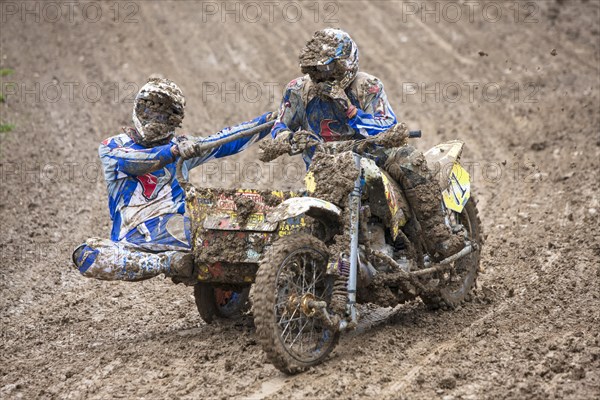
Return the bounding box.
[442,162,471,213]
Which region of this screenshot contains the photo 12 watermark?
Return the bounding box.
[394,1,539,24]
[198,1,339,23]
[202,81,282,104]
[1,81,140,104]
[0,161,104,185]
[1,1,140,23]
[401,81,540,104]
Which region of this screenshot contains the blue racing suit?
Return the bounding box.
[271,72,397,166]
[72,112,272,281]
[271,72,464,261]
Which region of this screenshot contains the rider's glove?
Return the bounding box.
[258,129,321,162]
[317,82,357,118]
[291,130,321,151]
[378,123,409,148]
[258,130,292,162]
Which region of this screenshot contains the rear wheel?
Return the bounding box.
[421,198,483,308]
[194,283,250,324]
[254,234,340,374]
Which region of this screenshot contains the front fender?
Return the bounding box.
[265,197,341,224]
[423,140,465,186]
[424,140,471,213]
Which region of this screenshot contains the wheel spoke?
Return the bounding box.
[267,242,337,365]
[279,315,303,325]
[312,262,317,295]
[289,318,311,348]
[280,305,299,339]
[275,299,290,308]
[301,256,307,294]
[306,270,323,296]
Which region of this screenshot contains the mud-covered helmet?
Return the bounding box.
[132,78,186,146]
[299,28,359,89]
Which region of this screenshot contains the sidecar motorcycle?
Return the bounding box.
[178,124,482,373]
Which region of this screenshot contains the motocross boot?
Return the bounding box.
[403,185,465,262]
[168,252,196,284]
[382,146,464,262]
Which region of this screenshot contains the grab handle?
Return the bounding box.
[175,118,276,190]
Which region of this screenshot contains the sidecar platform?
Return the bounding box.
[185,188,306,285]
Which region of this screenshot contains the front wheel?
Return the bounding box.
[194,283,250,324]
[253,234,340,374]
[421,197,483,308]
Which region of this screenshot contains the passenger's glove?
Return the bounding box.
[174,138,213,160]
[177,139,200,160]
[274,129,292,145]
[266,110,278,122]
[317,82,357,118]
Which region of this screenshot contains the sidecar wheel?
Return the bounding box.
[194,283,250,324]
[422,197,483,309]
[254,234,339,374]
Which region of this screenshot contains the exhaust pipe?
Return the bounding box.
[414,243,479,276]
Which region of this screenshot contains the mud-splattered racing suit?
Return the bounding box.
[270,73,463,260]
[271,72,397,165]
[72,113,272,281]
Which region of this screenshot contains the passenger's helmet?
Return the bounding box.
[299,28,359,89]
[132,78,185,146]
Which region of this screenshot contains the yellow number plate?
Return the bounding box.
[442,162,471,213]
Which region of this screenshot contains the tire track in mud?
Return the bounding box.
[380,300,514,397]
[242,376,287,400]
[251,300,493,399]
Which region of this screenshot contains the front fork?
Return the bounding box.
[340,154,363,330]
[307,155,364,332]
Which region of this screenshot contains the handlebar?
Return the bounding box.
[175,121,422,189]
[259,124,423,163]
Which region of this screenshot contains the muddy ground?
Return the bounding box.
[1,1,599,399]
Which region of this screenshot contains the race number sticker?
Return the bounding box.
[305,171,316,194]
[442,162,471,213]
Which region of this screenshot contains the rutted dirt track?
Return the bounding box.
[1,1,599,399]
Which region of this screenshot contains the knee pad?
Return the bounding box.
[72,243,99,274]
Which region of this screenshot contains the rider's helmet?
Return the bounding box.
[299,28,359,89]
[132,77,186,146]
